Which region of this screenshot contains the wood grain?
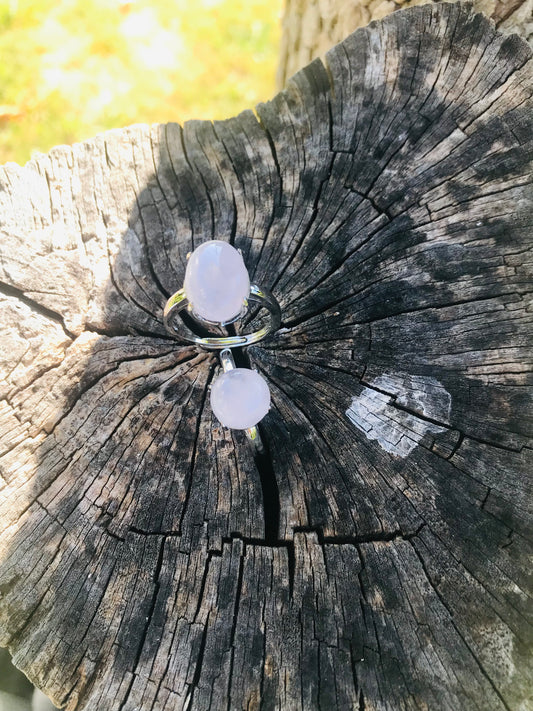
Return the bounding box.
[277,0,533,88]
[0,3,531,709]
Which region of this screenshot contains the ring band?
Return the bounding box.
[163,283,281,350]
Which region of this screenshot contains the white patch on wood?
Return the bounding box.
[346,374,451,457]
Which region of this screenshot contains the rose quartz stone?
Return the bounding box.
[210,368,271,429]
[184,240,250,323]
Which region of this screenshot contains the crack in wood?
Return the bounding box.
[251,117,284,283]
[230,344,282,544]
[177,362,216,535]
[0,280,75,339]
[101,218,163,332]
[225,547,245,711]
[409,540,514,711]
[346,187,393,221]
[270,149,337,294]
[179,126,216,242]
[185,612,210,711]
[49,350,200,446]
[253,426,281,544]
[118,536,167,711]
[480,486,492,510]
[293,524,426,546]
[134,194,172,301]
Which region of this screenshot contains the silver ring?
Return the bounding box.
[163,283,281,350]
[164,242,275,434]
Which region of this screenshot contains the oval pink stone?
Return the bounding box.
[210,368,271,430]
[184,240,250,323]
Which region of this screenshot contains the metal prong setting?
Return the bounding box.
[163,284,281,350]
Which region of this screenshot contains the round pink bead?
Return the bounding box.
[210,368,271,430]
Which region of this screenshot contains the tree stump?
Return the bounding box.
[0,2,532,709]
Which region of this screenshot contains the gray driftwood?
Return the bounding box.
[0,3,532,710]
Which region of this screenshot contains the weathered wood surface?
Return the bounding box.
[0,2,532,709]
[278,0,533,87]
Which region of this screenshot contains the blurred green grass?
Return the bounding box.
[0,0,282,165]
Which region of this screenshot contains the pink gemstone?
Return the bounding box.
[184,240,250,323]
[210,368,271,429]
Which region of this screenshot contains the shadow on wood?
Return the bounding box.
[0,2,532,710]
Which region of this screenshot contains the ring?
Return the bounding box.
[163,240,281,349]
[211,348,267,449]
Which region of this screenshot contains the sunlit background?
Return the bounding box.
[0,0,283,165]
